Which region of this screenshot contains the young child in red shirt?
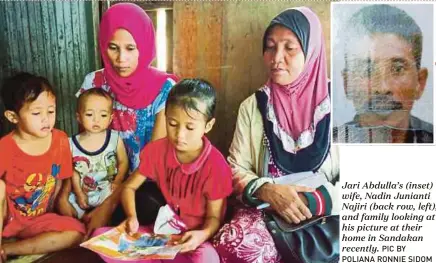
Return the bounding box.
[0,73,85,262]
[95,79,233,263]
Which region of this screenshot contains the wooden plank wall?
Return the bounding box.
[0,1,99,136]
[173,2,331,155]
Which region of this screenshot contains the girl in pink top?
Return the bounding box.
[96,79,233,263]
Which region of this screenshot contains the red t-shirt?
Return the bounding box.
[139,137,233,230]
[0,129,73,219]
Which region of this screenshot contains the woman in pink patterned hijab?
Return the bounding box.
[213,7,339,263]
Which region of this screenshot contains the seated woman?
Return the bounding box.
[213,7,339,263]
[58,3,177,236]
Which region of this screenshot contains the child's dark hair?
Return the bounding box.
[165,79,216,122]
[1,72,56,113]
[77,88,113,112]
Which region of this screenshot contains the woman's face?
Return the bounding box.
[106,29,139,77]
[263,25,305,85]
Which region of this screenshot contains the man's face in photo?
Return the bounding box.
[343,33,428,128]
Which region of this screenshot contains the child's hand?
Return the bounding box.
[176,230,208,253]
[111,183,119,191]
[82,184,92,193]
[120,217,139,236]
[57,195,77,218]
[77,193,89,210]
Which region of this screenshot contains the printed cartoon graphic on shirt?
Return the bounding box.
[10,164,60,217]
[72,151,117,194]
[104,151,117,181]
[11,173,44,214]
[74,156,91,175]
[44,164,60,210]
[73,156,94,192]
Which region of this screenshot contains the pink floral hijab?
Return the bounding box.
[265,7,329,143]
[258,7,330,173]
[99,3,177,109]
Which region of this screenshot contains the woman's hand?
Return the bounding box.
[175,230,208,253]
[256,183,313,224]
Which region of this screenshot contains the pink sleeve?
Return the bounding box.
[204,154,233,200]
[138,144,156,181]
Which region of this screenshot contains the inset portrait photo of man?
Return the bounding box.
[332,3,433,144]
